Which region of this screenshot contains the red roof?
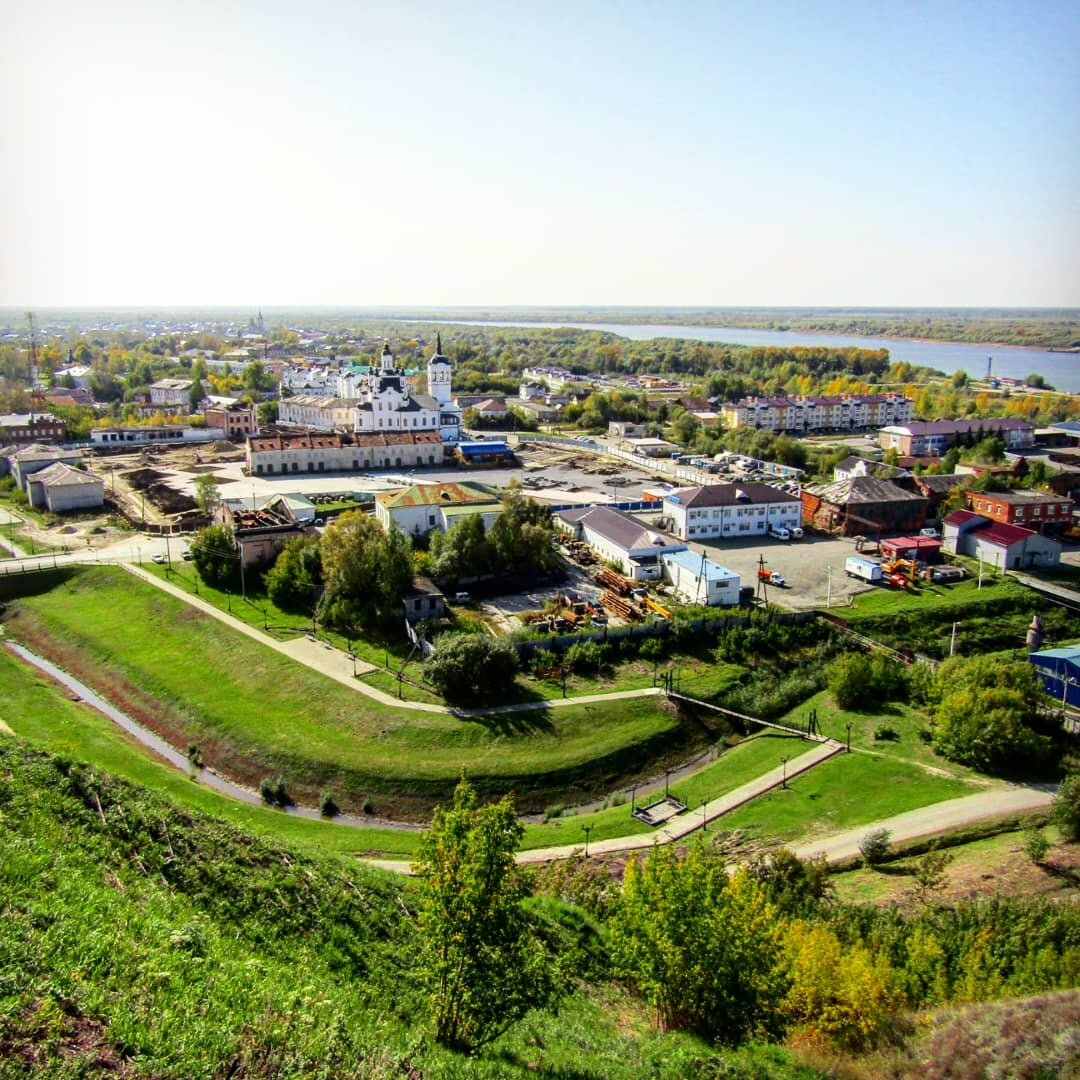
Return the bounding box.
[944,509,981,526]
[882,536,942,551]
[975,521,1037,548]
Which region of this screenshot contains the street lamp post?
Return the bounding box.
[781,755,788,789]
[846,722,853,753]
[701,798,708,833]
[583,824,592,857]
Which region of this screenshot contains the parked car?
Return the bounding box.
[151,553,166,564]
[919,527,940,538]
[768,526,791,541]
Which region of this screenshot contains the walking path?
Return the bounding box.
[124,563,664,717]
[791,783,1055,865]
[0,508,29,558]
[366,778,1053,877]
[366,738,847,874]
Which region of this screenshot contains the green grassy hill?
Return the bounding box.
[0,740,816,1079]
[2,567,695,818]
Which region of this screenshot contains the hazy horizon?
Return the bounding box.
[4,2,1078,308]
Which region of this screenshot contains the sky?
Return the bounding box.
[2,0,1078,308]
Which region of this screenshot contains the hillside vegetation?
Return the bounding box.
[2,740,1078,1078]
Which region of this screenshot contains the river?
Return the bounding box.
[419,318,1080,394]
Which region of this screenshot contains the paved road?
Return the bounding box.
[791,783,1055,865]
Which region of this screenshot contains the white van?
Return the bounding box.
[768,525,791,541]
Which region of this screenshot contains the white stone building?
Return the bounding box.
[374,481,502,538]
[664,483,802,541]
[25,462,105,513]
[149,379,194,410]
[246,430,443,475]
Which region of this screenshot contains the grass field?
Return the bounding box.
[831,825,1072,906]
[4,566,693,816]
[142,561,750,705]
[776,688,982,779]
[521,731,804,849]
[845,573,1023,618]
[716,750,975,844]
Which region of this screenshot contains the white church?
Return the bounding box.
[278,336,462,444]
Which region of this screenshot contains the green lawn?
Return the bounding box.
[845,573,1023,618]
[716,751,975,844]
[144,561,750,705]
[0,646,421,857]
[776,688,981,779]
[520,731,804,849]
[5,567,689,814]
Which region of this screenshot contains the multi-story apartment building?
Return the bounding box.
[721,393,912,433]
[878,418,1035,456]
[664,483,802,541]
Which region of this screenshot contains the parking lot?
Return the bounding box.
[692,532,874,611]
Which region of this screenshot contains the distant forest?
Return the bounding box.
[344,307,1080,350]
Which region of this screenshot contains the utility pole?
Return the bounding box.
[826,565,832,609]
[950,621,958,657]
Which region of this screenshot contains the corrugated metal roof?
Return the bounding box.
[805,476,926,505]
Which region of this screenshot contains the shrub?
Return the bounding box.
[424,632,519,705]
[874,725,900,742]
[1024,827,1050,865]
[319,790,338,818]
[563,640,610,675]
[259,776,291,808]
[859,828,892,867]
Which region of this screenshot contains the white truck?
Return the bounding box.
[845,556,883,583]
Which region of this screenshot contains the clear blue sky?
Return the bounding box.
[3,0,1077,306]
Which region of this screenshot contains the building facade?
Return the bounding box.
[660,549,741,606]
[942,510,1061,569]
[25,462,104,513]
[0,413,67,446]
[375,482,502,538]
[722,393,913,434]
[554,505,687,581]
[878,418,1035,456]
[664,483,802,541]
[246,430,443,475]
[963,489,1072,531]
[149,379,194,410]
[204,402,258,440]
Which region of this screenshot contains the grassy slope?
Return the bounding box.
[0,645,421,857]
[5,567,689,812]
[0,739,820,1079]
[717,750,973,844]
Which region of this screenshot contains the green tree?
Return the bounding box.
[1052,772,1080,842]
[318,511,412,628]
[488,485,556,575]
[188,378,206,412]
[192,473,220,516]
[265,536,322,612]
[931,656,1049,772]
[608,842,785,1042]
[433,514,493,583]
[424,633,519,705]
[189,524,238,589]
[413,779,558,1050]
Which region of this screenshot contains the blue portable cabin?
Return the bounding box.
[1029,646,1080,708]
